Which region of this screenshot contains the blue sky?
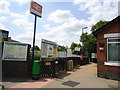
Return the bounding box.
[0,0,119,48]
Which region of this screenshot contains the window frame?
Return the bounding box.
[107,38,120,62]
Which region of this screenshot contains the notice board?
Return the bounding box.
[41,39,58,58]
[2,42,28,61]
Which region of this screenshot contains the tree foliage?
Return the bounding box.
[34,45,40,50]
[70,42,81,55]
[91,20,109,32]
[80,33,96,57]
[79,20,109,57]
[58,45,67,51]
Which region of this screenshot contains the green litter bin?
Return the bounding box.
[32,60,40,80]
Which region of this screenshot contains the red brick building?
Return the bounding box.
[93,16,120,81]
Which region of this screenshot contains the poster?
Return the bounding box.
[41,39,58,58]
[53,46,57,58]
[41,43,48,57]
[2,42,28,61]
[47,44,53,57]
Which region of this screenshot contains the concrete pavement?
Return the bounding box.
[42,63,119,88]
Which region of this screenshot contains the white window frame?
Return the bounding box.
[105,38,120,66]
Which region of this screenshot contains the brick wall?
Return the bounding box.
[96,19,120,81]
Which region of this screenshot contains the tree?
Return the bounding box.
[80,20,109,57]
[70,42,81,55]
[31,45,40,51]
[80,32,96,57]
[91,20,109,32]
[58,45,67,51]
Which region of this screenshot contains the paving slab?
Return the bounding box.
[2,78,54,89]
[42,63,119,88]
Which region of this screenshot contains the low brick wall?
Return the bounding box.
[97,70,120,81]
[97,62,120,81]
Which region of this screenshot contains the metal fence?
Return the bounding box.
[40,57,89,78]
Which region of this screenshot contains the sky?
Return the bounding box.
[0,0,119,48]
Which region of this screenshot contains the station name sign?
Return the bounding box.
[30,0,42,18]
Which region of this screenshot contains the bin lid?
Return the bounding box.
[34,60,40,63]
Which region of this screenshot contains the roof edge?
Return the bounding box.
[92,15,120,37]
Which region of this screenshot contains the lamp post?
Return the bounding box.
[82,27,87,56]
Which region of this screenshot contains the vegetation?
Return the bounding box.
[91,20,109,32]
[58,45,67,51]
[70,42,81,55]
[80,32,96,57]
[68,20,109,57]
[79,20,109,58]
[30,50,41,60]
[42,58,56,61]
[30,45,41,60]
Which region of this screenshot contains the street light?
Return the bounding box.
[82,27,87,56]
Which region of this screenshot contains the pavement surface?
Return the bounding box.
[42,63,119,88]
[2,63,119,89]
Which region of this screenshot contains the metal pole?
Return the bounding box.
[82,28,84,56]
[0,36,2,88]
[66,48,67,58]
[32,15,37,62]
[82,27,87,56]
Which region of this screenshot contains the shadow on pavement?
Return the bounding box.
[56,72,71,79]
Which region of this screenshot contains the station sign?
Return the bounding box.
[75,47,80,51]
[30,0,42,18]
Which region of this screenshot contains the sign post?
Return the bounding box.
[32,15,37,62]
[30,0,42,62]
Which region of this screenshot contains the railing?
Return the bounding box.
[40,57,89,78]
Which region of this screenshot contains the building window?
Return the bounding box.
[2,33,8,39]
[107,38,120,62]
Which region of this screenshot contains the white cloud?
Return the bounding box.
[10,10,34,45]
[0,16,7,21]
[11,10,34,32]
[73,0,119,24]
[42,0,119,47]
[11,10,30,20]
[3,0,119,48]
[43,24,51,30]
[10,0,29,5]
[48,9,76,23]
[0,0,9,33]
[0,0,10,14]
[0,23,8,30]
[43,10,89,47]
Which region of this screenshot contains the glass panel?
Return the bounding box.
[108,39,120,42]
[2,33,7,38]
[108,43,120,61]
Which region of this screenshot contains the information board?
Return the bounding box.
[2,42,28,61]
[58,51,66,58]
[41,39,58,58]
